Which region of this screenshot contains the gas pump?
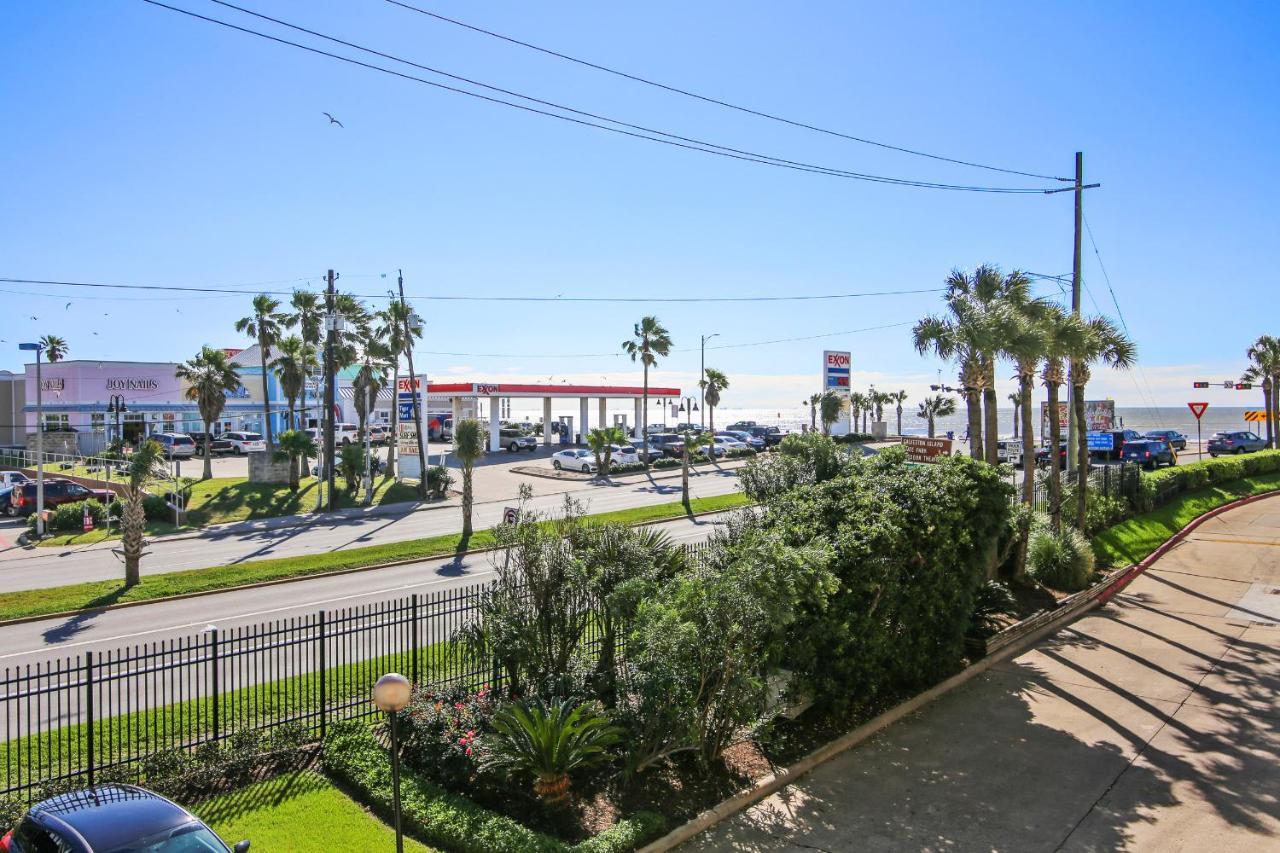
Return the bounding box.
[557,416,574,446]
[613,414,629,434]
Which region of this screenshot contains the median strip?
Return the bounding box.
[0,492,750,624]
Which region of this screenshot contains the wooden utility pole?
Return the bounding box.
[1067,151,1084,473]
[324,269,337,512]
[399,271,428,498]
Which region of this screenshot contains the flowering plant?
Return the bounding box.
[397,683,498,790]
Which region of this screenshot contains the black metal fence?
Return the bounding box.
[1012,462,1141,512]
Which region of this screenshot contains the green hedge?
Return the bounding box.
[323,722,663,853]
[831,433,877,444]
[1135,449,1280,512]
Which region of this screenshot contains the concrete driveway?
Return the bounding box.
[686,495,1280,851]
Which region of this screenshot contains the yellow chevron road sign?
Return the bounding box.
[1244,410,1271,422]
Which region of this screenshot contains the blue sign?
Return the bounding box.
[1087,431,1114,451]
[398,402,416,421]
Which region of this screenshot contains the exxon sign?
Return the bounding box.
[823,350,851,393]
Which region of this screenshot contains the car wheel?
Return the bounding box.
[582,463,592,473]
[1209,452,1218,458]
[1234,447,1246,455]
[508,442,519,453]
[552,460,562,470]
[342,437,351,446]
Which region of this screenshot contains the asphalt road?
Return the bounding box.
[0,468,742,593]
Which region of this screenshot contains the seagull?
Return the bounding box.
[65,302,72,310]
[29,315,37,320]
[323,112,344,128]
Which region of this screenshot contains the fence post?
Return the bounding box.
[317,611,327,742]
[410,595,419,686]
[209,628,220,742]
[84,652,95,788]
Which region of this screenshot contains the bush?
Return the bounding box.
[399,684,498,791]
[1135,449,1280,512]
[968,580,1017,639]
[651,458,680,470]
[1028,525,1095,591]
[484,699,622,805]
[425,464,453,499]
[723,447,758,460]
[324,720,663,853]
[831,433,877,444]
[142,494,171,521]
[605,462,645,475]
[27,499,111,534]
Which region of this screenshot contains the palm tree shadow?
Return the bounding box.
[42,584,131,643]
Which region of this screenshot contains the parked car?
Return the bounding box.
[643,423,667,435]
[223,431,266,454]
[629,439,666,463]
[726,421,758,431]
[0,471,30,489]
[365,424,392,445]
[647,433,687,458]
[713,435,749,453]
[9,479,114,517]
[1207,430,1267,456]
[1143,429,1187,451]
[608,444,640,465]
[720,430,765,451]
[0,487,15,518]
[1,784,248,852]
[187,432,233,456]
[494,427,538,453]
[674,422,704,434]
[149,432,197,459]
[1121,438,1176,469]
[744,425,786,447]
[1035,442,1069,468]
[1087,429,1143,460]
[552,448,597,473]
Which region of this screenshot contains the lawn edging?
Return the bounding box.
[0,494,749,627]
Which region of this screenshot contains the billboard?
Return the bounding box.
[823,351,851,394]
[903,436,953,464]
[1040,400,1115,438]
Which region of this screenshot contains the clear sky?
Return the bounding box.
[2,1,1277,410]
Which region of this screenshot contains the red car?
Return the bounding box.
[9,479,114,517]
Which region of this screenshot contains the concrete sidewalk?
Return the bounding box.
[687,496,1280,851]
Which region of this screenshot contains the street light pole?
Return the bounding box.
[699,333,719,429]
[19,343,45,537]
[372,673,412,853]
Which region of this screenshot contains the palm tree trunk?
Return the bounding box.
[810,403,817,432]
[983,360,999,464]
[927,414,935,438]
[708,403,714,434]
[641,363,650,470]
[259,335,274,449]
[1020,377,1035,504]
[1046,380,1063,532]
[461,463,474,538]
[681,449,691,513]
[1264,379,1275,450]
[1271,373,1280,449]
[289,454,300,492]
[896,407,902,438]
[122,496,144,586]
[1073,377,1089,531]
[388,363,400,473]
[1012,410,1019,440]
[965,389,983,461]
[202,419,213,481]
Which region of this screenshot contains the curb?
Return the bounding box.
[0,505,740,629]
[512,459,749,484]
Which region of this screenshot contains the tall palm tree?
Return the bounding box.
[806,393,822,432]
[914,309,988,460]
[384,295,426,493]
[174,347,241,480]
[453,418,486,541]
[1037,306,1088,532]
[1000,307,1047,508]
[621,317,672,467]
[352,344,389,454]
[819,390,846,435]
[889,390,908,437]
[376,301,409,475]
[847,391,868,435]
[120,439,168,586]
[39,335,69,362]
[701,368,729,433]
[1067,316,1136,530]
[288,290,324,347]
[916,395,957,438]
[1008,389,1024,439]
[235,294,289,449]
[270,336,317,430]
[1244,335,1280,449]
[679,430,716,513]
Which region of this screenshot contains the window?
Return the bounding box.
[42,413,69,431]
[91,412,106,432]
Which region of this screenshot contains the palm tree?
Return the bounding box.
[701,368,729,433]
[376,301,410,475]
[39,335,69,362]
[1008,389,1024,439]
[818,390,846,435]
[382,296,427,494]
[274,429,316,492]
[806,393,822,432]
[848,391,868,435]
[679,430,716,513]
[453,418,486,540]
[1038,306,1085,532]
[890,389,911,435]
[120,439,168,586]
[621,317,672,467]
[235,294,289,449]
[288,290,324,347]
[352,345,390,484]
[916,395,956,438]
[174,347,241,480]
[270,336,317,430]
[914,291,1001,461]
[1000,307,1047,509]
[1244,335,1280,449]
[586,426,626,476]
[1066,316,1136,530]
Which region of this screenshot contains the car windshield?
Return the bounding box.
[106,821,228,852]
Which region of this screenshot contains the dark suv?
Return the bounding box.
[9,479,114,516]
[1121,438,1176,469]
[647,433,686,458]
[745,425,785,447]
[188,432,234,456]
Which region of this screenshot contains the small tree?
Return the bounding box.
[586,426,626,476]
[275,429,316,493]
[453,419,486,540]
[120,440,168,586]
[890,390,908,437]
[679,430,716,513]
[818,391,846,435]
[701,368,729,433]
[175,346,241,480]
[916,394,957,438]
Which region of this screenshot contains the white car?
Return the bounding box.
[224,431,266,454]
[0,472,30,489]
[713,435,749,453]
[305,424,361,446]
[607,444,640,465]
[552,449,598,473]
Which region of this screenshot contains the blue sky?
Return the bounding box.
[2,1,1277,408]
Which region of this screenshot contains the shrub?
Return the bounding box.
[142,494,171,521]
[723,447,758,460]
[425,464,453,499]
[399,684,498,791]
[27,499,112,534]
[1134,449,1280,512]
[651,458,680,470]
[1028,526,1095,591]
[831,432,877,444]
[605,462,645,475]
[485,699,622,805]
[968,580,1017,639]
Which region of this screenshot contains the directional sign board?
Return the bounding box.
[903,436,952,464]
[1187,402,1209,420]
[1223,381,1235,389]
[1245,410,1271,422]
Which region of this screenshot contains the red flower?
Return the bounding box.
[465,747,473,756]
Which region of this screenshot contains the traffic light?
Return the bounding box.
[1193,381,1209,389]
[1236,383,1253,390]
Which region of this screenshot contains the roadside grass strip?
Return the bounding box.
[197,770,437,851]
[1092,472,1280,567]
[0,491,750,623]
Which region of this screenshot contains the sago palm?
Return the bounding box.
[621,316,672,466]
[453,419,486,540]
[235,294,289,449]
[175,347,241,480]
[485,699,622,806]
[701,368,729,433]
[120,439,168,586]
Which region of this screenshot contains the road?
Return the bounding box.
[686,494,1280,851]
[0,467,742,593]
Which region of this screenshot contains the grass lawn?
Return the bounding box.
[0,491,750,621]
[1092,472,1280,567]
[198,771,436,852]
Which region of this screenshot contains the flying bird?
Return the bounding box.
[65,302,72,310]
[323,112,344,128]
[29,316,37,321]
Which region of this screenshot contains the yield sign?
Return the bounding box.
[1188,402,1209,420]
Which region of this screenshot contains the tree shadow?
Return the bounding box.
[41,584,131,643]
[195,768,328,826]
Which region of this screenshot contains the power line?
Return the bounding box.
[381,0,1067,183]
[1082,214,1130,335]
[0,276,946,303]
[141,0,1057,193]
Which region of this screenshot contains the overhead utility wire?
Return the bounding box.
[0,277,945,302]
[144,1,1054,193]
[382,0,1066,183]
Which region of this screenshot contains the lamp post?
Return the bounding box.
[372,672,412,853]
[677,397,700,427]
[18,343,45,537]
[107,395,127,450]
[699,333,719,428]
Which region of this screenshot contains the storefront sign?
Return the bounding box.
[1039,400,1115,437]
[823,350,851,393]
[397,424,419,456]
[40,378,65,392]
[106,378,160,391]
[397,378,422,392]
[475,384,499,395]
[903,436,952,464]
[224,385,250,398]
